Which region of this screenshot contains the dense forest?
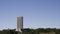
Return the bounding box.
[0,28,60,34]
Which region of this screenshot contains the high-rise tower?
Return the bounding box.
[16,16,23,33]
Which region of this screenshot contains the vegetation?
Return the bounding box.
[0,29,18,34]
[0,28,60,34]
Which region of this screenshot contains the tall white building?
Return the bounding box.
[16,16,23,33]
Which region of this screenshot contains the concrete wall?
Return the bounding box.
[16,16,23,33]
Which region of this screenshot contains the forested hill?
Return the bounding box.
[0,28,60,34]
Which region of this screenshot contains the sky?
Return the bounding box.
[0,0,60,30]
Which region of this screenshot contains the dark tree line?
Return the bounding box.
[0,29,18,34]
[0,28,60,34]
[22,28,60,34]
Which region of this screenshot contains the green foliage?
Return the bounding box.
[0,29,18,34]
[22,28,60,34]
[0,28,60,34]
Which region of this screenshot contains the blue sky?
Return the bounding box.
[0,0,60,30]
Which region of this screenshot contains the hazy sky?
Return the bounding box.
[0,0,60,30]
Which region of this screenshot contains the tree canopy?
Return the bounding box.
[0,28,60,34]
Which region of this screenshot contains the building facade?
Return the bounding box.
[16,16,23,33]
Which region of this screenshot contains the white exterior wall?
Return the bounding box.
[16,16,23,33]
